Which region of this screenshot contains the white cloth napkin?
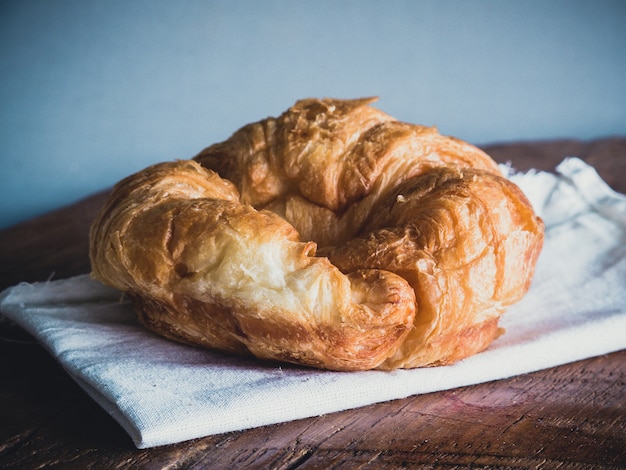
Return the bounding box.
[2,157,625,449]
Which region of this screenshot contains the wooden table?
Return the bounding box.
[1,138,625,469]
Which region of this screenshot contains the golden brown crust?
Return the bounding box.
[320,166,544,368]
[90,97,544,371]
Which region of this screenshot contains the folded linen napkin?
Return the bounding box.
[1,157,625,449]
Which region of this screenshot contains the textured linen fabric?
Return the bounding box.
[2,157,625,448]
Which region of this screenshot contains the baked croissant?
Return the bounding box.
[90,97,544,371]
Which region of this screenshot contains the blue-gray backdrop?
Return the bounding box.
[1,0,625,229]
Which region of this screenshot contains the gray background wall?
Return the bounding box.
[1,0,625,229]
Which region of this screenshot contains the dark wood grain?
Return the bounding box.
[1,137,625,469]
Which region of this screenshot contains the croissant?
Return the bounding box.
[90,97,544,371]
